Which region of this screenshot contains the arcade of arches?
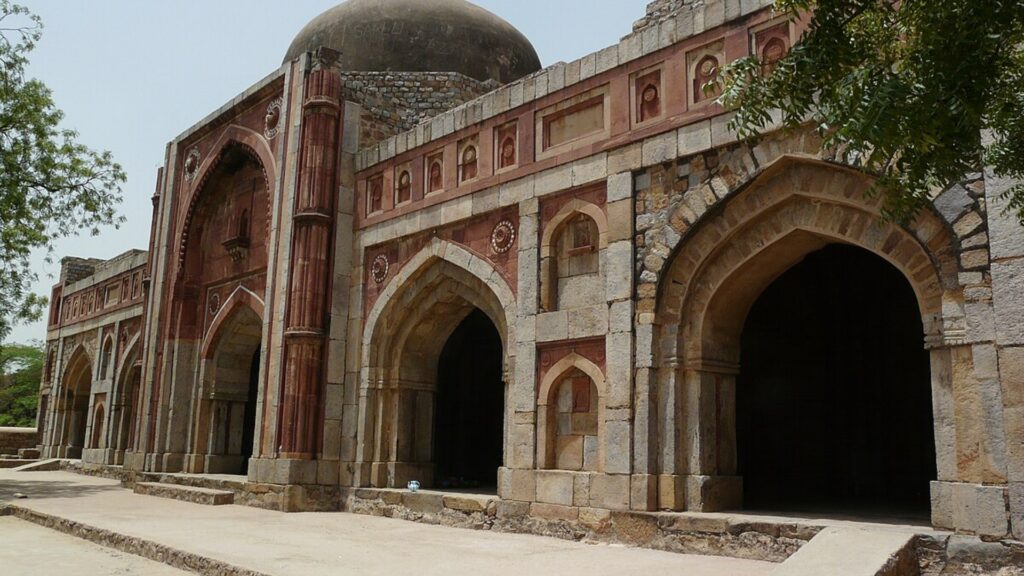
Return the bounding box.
[34,0,1021,542]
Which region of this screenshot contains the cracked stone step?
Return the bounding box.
[133,482,234,506]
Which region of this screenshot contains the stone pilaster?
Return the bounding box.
[278,50,343,461]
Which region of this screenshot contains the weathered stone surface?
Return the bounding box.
[771,527,917,576]
[590,474,631,511]
[133,482,234,506]
[536,471,575,506]
[993,260,1024,345]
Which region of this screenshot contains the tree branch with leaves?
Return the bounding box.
[719,0,1024,224]
[0,1,125,342]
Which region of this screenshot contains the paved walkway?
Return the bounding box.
[0,470,776,576]
[0,516,188,576]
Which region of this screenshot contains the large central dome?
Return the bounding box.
[284,0,542,85]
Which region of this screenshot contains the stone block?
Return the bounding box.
[710,113,738,148]
[605,242,633,302]
[573,472,592,507]
[556,435,584,470]
[931,480,955,529]
[658,474,687,512]
[497,499,531,518]
[509,468,536,502]
[933,184,974,224]
[443,495,490,513]
[993,260,1024,345]
[642,132,678,167]
[535,164,573,197]
[679,121,712,156]
[567,305,608,339]
[606,200,633,243]
[605,332,633,409]
[610,511,660,545]
[317,460,340,486]
[630,474,657,511]
[536,311,569,342]
[531,502,579,521]
[1011,482,1024,540]
[685,475,742,512]
[952,482,1009,537]
[607,143,642,174]
[536,471,575,506]
[603,420,632,474]
[572,154,608,186]
[986,171,1024,259]
[583,435,599,472]
[661,513,731,534]
[578,507,611,530]
[590,473,631,511]
[403,492,444,514]
[607,172,633,203]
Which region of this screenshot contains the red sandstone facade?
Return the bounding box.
[36,0,1024,544]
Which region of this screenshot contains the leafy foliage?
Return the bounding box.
[0,1,125,342]
[0,341,43,427]
[719,0,1024,223]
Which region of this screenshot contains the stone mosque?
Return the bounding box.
[31,0,1024,547]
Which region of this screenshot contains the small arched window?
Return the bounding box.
[396,170,412,204]
[693,55,721,104]
[367,175,384,214]
[459,146,478,183]
[499,136,517,169]
[760,37,787,76]
[428,158,444,193]
[101,337,115,380]
[91,403,106,449]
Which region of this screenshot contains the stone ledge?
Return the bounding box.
[1,505,269,576]
[133,482,234,506]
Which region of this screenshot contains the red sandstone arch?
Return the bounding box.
[175,125,277,279]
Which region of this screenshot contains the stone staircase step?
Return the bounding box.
[18,448,40,459]
[11,459,61,472]
[773,526,919,576]
[0,459,31,469]
[133,482,234,506]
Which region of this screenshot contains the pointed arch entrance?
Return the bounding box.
[187,295,264,475]
[652,158,960,515]
[736,243,935,515]
[358,240,516,489]
[60,348,94,459]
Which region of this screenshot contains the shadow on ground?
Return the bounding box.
[0,478,122,502]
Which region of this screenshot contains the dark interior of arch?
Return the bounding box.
[737,243,936,518]
[434,309,504,489]
[240,349,261,475]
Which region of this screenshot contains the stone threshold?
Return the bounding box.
[0,505,268,576]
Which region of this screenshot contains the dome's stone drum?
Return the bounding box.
[284,0,542,84]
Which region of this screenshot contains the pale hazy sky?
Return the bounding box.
[12,0,651,342]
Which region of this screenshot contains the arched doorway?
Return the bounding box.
[737,244,936,516]
[192,302,263,475]
[434,309,504,489]
[359,240,515,490]
[61,350,93,459]
[651,159,960,515]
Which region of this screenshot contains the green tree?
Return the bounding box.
[0,1,125,342]
[0,341,43,427]
[719,0,1024,223]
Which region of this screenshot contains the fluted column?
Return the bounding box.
[278,50,342,459]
